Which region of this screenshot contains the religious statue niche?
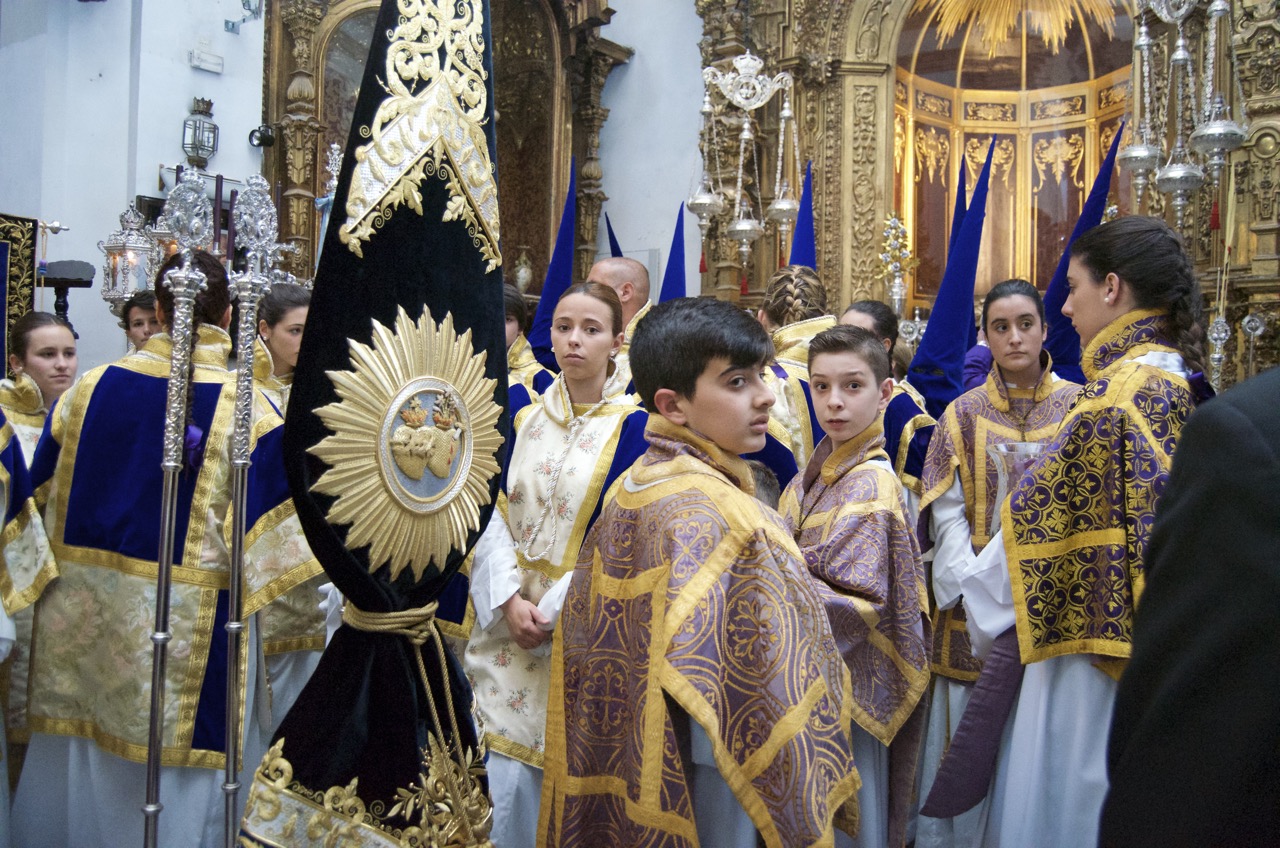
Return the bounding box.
[893,1,1131,302]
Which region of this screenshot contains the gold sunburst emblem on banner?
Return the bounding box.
[310,306,503,583]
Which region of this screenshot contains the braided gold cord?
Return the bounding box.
[342,600,480,844]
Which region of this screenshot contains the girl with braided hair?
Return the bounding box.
[953,216,1210,848]
[755,265,835,473]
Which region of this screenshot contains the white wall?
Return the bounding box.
[0,0,265,372]
[596,0,704,300]
[0,0,704,370]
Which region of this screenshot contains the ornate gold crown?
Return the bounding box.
[399,396,428,427]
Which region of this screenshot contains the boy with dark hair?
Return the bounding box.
[779,324,931,848]
[539,296,860,848]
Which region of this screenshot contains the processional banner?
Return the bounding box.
[0,214,38,379]
[240,0,506,844]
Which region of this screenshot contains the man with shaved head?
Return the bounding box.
[586,256,651,399]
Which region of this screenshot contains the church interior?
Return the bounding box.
[1,0,1276,384]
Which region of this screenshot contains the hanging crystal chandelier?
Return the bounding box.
[1120,0,1248,228]
[689,51,801,269]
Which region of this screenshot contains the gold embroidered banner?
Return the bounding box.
[0,214,38,379]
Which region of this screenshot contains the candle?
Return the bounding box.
[227,190,238,266]
[214,174,224,249]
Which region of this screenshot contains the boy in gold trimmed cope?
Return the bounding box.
[778,324,931,848]
[539,296,860,848]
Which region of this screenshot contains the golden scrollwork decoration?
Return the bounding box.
[915,125,951,185]
[1033,133,1086,190]
[310,305,503,583]
[915,89,952,118]
[894,112,907,175]
[967,136,1016,189]
[964,101,1015,122]
[340,0,502,271]
[0,214,37,376]
[241,735,494,847]
[1099,81,1130,111]
[1032,96,1085,120]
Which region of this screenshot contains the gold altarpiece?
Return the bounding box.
[262,0,629,293]
[694,0,1278,385]
[262,1,1277,386]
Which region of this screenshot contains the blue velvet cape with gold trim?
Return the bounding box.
[23,328,318,769]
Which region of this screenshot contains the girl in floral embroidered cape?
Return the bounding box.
[957,216,1207,848]
[463,282,648,848]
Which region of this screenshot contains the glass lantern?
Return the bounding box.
[182,97,219,169]
[98,204,157,312]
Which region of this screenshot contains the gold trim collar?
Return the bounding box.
[507,333,539,373]
[771,315,836,360]
[143,325,234,368]
[640,413,756,496]
[251,337,293,393]
[622,300,652,352]
[815,418,887,486]
[983,350,1058,412]
[542,373,635,427]
[0,373,46,417]
[1081,308,1170,381]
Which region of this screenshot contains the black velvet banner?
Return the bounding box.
[274,0,506,820]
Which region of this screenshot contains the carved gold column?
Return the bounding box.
[1226,1,1280,380]
[277,0,326,277]
[798,0,898,310]
[572,40,632,282]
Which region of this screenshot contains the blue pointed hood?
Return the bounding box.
[788,161,816,268]
[1042,125,1125,384]
[949,162,977,350]
[529,163,577,371]
[949,159,969,258]
[659,203,687,302]
[605,212,624,258]
[909,138,995,419]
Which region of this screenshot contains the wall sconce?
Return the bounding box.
[248,124,275,147]
[182,97,219,169]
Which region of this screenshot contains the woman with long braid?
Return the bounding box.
[957,217,1209,847]
[10,251,318,847]
[914,280,1080,846]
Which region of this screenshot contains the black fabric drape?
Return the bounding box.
[276,0,506,816]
